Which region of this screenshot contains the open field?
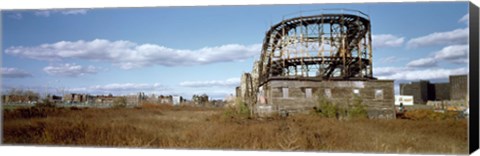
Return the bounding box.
[2,105,468,154]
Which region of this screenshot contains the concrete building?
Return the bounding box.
[256,79,395,118]
[399,74,467,104]
[400,80,433,104]
[434,83,450,101]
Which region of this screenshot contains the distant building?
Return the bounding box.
[400,80,432,104]
[64,93,83,103]
[192,94,209,106]
[159,95,173,104]
[145,94,158,103]
[2,92,40,104]
[95,95,115,104]
[48,94,63,103]
[399,74,467,104]
[124,92,146,106]
[172,95,183,106]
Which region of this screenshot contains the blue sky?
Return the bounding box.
[1,2,470,99]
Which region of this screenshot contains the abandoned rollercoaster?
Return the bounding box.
[258,9,374,84]
[239,9,396,119]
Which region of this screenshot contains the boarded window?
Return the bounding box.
[305,88,312,98]
[353,89,360,95]
[325,88,332,98]
[375,89,384,99]
[282,87,289,98]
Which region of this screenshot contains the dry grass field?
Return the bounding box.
[2,104,468,154]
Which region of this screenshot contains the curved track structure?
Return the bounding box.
[256,9,375,85]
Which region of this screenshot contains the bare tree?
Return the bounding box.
[6,88,40,103]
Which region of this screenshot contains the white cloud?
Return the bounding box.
[34,9,88,17]
[43,63,100,77]
[458,13,469,24]
[5,39,262,69]
[180,78,240,88]
[406,28,468,48]
[373,67,405,77]
[379,56,400,63]
[405,44,468,68]
[1,67,33,78]
[372,34,405,48]
[406,58,437,67]
[377,67,468,81]
[433,44,468,64]
[380,56,397,63]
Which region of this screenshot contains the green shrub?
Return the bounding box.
[223,98,251,119]
[314,95,338,118]
[238,102,250,116]
[314,94,368,119]
[348,95,368,119]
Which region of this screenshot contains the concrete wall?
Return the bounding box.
[450,75,467,100]
[433,83,450,101]
[257,79,395,119]
[400,81,432,104]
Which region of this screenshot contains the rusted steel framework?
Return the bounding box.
[257,9,375,85]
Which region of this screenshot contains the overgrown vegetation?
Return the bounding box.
[348,95,368,119]
[314,95,338,118]
[313,94,368,120]
[223,98,251,119]
[2,106,467,154]
[404,109,461,121]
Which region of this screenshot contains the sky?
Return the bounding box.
[1,2,470,99]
